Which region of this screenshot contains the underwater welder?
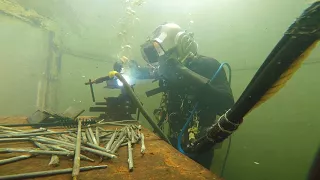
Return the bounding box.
[113,22,234,169]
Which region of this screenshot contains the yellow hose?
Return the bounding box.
[248,40,319,114]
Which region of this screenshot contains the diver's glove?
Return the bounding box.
[127,60,140,69]
[158,57,185,83]
[113,61,123,72]
[185,128,216,153]
[185,136,215,153]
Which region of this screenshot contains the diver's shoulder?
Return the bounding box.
[196,55,220,65]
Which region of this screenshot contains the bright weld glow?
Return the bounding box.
[117,74,131,86]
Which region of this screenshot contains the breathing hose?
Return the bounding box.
[177,62,232,154]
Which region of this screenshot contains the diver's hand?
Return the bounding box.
[127,60,139,69]
[113,61,123,72]
[185,136,215,153]
[114,59,140,73]
[158,57,184,81]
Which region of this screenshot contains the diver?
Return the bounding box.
[114,22,234,169]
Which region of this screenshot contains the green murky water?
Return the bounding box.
[0,0,319,179]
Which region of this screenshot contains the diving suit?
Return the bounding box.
[115,23,234,169]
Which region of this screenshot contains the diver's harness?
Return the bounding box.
[153,82,201,142]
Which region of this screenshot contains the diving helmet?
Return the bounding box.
[140,23,198,64]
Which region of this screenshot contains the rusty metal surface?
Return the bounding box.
[0,117,221,180]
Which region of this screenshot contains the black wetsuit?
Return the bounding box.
[120,55,234,169]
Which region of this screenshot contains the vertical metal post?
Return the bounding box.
[41,32,61,111]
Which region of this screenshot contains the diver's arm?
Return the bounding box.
[180,66,233,112]
[134,66,158,80]
[161,60,234,113]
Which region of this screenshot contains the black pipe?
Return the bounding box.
[115,73,172,144]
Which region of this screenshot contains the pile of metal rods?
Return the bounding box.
[0,121,146,179]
